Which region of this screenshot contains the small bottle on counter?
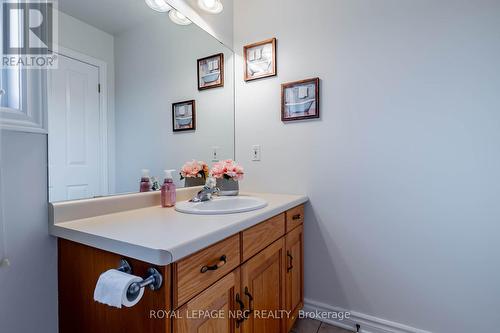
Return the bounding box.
[161,169,176,207]
[139,169,151,192]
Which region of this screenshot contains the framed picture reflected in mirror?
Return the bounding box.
[172,100,196,132]
[198,53,224,90]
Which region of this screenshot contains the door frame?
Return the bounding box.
[48,45,109,198]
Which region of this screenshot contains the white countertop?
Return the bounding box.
[50,192,308,265]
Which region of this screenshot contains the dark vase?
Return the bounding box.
[216,178,239,196]
[184,177,206,187]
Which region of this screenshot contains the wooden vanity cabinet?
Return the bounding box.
[173,205,304,333]
[57,204,304,333]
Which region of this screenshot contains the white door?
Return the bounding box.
[48,54,101,202]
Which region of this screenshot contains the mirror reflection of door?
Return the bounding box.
[48,54,104,202]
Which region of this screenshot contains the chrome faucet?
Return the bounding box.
[190,177,220,202]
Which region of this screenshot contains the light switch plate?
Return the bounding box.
[252,145,261,161]
[212,146,220,162]
[0,258,10,267]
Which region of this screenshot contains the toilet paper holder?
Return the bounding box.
[117,259,132,274]
[117,259,163,302]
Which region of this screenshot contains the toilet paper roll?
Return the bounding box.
[93,269,145,308]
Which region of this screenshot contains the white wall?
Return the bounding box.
[58,11,116,193]
[114,15,234,192]
[0,131,58,333]
[58,11,115,65]
[234,0,500,332]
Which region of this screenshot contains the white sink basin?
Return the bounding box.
[175,196,268,215]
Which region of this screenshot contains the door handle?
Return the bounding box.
[244,286,254,317]
[235,293,246,328]
[287,251,294,272]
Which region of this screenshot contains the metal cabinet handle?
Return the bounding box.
[235,287,255,327]
[287,251,294,272]
[236,293,245,311]
[235,293,246,328]
[292,214,302,220]
[200,255,227,273]
[244,287,254,316]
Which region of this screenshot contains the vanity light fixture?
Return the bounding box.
[168,9,192,25]
[144,0,192,26]
[144,0,171,12]
[197,0,223,14]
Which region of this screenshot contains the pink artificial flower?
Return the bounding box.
[180,160,208,179]
[210,160,244,180]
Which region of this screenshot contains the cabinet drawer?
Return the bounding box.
[286,205,304,232]
[173,234,240,308]
[242,213,285,262]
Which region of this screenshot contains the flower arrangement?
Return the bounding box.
[180,160,209,180]
[210,159,244,181]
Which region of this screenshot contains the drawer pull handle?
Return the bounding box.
[287,251,294,272]
[200,255,227,273]
[292,214,302,220]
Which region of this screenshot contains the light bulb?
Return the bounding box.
[204,0,216,7]
[169,10,192,25]
[197,0,223,14]
[145,0,172,12]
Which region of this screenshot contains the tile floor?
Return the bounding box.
[291,318,352,333]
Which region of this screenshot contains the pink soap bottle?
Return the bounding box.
[161,169,176,207]
[139,169,151,192]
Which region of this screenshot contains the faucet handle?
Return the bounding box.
[205,177,217,189]
[212,187,220,196]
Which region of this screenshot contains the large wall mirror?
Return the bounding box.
[48,0,234,202]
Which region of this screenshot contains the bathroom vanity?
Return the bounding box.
[50,189,307,333]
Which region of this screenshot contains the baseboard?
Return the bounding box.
[302,299,432,333]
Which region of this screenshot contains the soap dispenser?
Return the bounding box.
[139,169,151,192]
[161,169,176,207]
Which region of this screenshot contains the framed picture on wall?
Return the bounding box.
[197,53,224,90]
[244,38,277,81]
[281,78,320,121]
[172,100,196,132]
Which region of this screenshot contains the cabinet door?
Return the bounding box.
[241,238,286,333]
[285,225,304,331]
[175,269,241,333]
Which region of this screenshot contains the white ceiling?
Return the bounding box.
[58,0,165,35]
